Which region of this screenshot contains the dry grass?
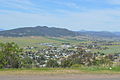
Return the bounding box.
[0,68,120,76]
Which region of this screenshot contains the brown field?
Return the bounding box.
[0,69,120,80]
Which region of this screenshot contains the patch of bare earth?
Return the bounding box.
[0,72,120,80]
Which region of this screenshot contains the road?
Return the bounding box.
[0,74,119,80]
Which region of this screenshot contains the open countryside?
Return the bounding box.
[0,27,120,80]
[0,0,120,80]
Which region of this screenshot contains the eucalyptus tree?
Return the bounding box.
[0,42,22,68]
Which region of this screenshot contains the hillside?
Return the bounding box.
[0,26,120,38]
[78,31,119,38]
[0,26,78,37]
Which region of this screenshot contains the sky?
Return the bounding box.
[0,0,120,31]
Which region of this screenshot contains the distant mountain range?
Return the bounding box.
[0,26,120,38]
[0,26,78,37]
[0,29,4,31]
[77,31,119,38]
[113,32,120,36]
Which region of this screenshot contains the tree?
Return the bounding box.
[0,52,7,68]
[94,56,113,67]
[61,59,73,68]
[46,59,59,68]
[0,42,22,68]
[21,56,34,68]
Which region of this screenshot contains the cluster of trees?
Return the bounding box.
[0,42,35,68]
[45,50,113,68]
[0,42,22,68]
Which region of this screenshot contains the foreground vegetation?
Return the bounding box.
[0,67,120,75]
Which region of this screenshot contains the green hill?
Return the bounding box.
[0,26,78,37]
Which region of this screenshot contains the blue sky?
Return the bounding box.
[0,0,120,31]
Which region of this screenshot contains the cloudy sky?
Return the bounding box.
[0,0,120,31]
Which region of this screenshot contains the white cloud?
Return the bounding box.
[0,0,43,12]
[55,2,79,9]
[0,0,120,31]
[106,0,120,5]
[47,0,80,9]
[0,8,120,31]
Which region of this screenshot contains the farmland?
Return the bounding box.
[0,36,120,54]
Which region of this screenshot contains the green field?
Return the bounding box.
[0,36,84,48]
[0,66,120,75]
[1,36,120,54]
[0,37,69,48]
[92,45,120,54]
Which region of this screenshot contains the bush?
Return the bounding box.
[61,59,73,68]
[71,64,83,68]
[46,59,59,68]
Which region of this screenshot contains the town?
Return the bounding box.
[21,41,120,68]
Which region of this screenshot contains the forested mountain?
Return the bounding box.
[0,26,120,38]
[0,26,78,37]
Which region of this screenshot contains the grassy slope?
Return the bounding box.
[0,37,82,49]
[0,37,62,48]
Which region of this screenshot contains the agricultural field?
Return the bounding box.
[0,36,85,48]
[93,45,120,54]
[0,37,59,47]
[0,36,120,54]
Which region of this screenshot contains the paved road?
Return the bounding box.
[0,74,119,80]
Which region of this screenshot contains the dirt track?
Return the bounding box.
[0,74,119,80]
